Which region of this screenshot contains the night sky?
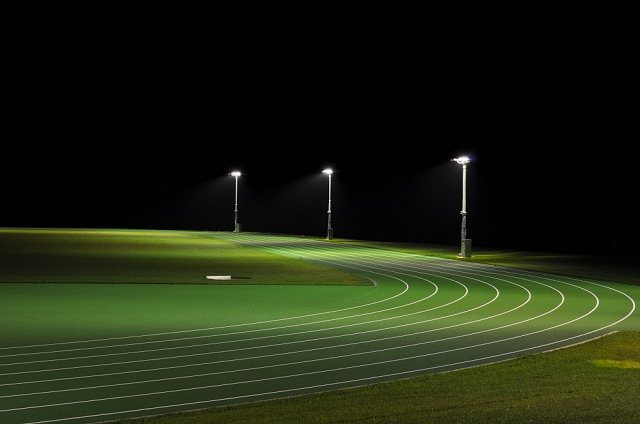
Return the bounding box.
[2,138,633,257]
[2,44,634,257]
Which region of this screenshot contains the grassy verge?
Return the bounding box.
[119,331,640,424]
[333,239,640,286]
[0,228,368,285]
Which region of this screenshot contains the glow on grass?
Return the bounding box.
[591,359,640,369]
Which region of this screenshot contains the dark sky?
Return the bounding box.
[2,40,634,257]
[2,138,633,256]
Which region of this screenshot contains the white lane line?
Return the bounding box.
[0,238,568,380]
[0,274,471,383]
[0,279,415,366]
[13,253,603,400]
[0,237,408,351]
[19,323,632,424]
[17,329,624,424]
[0,234,454,357]
[0,275,496,378]
[4,264,574,396]
[0,265,460,371]
[0,283,532,398]
[0,283,604,413]
[2,244,510,372]
[2,239,469,364]
[0,278,422,359]
[3,234,635,422]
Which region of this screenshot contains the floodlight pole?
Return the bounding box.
[453,157,471,257]
[234,175,239,232]
[230,171,242,232]
[323,169,334,240]
[461,161,467,241]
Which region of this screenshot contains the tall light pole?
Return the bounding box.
[322,168,333,240]
[452,156,471,257]
[230,171,242,232]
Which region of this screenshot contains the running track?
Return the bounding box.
[0,233,635,423]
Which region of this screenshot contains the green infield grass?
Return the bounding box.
[0,228,368,285]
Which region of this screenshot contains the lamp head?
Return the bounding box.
[322,168,333,175]
[230,171,242,177]
[452,156,470,165]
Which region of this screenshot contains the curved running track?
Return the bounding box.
[0,233,635,423]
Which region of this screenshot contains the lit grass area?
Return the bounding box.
[0,229,369,285]
[118,331,640,424]
[334,239,640,286]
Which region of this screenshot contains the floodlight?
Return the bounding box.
[452,156,472,257]
[230,171,242,232]
[322,168,334,239]
[452,156,470,165]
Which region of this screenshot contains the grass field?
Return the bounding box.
[0,229,638,423]
[0,229,367,285]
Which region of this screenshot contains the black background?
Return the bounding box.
[2,33,635,257]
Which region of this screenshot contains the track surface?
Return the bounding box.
[0,233,636,423]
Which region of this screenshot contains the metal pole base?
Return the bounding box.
[326,228,333,240]
[457,238,472,258]
[234,223,242,233]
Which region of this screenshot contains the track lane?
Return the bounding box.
[0,233,635,424]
